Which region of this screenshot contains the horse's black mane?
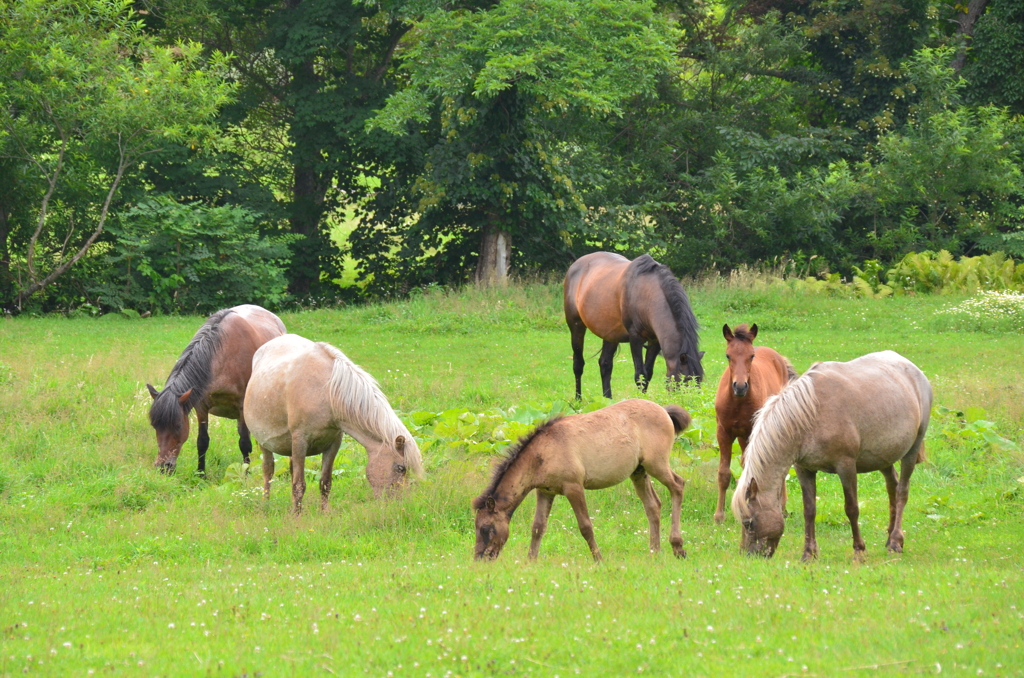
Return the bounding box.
[628,255,701,355]
[473,417,562,507]
[148,308,233,431]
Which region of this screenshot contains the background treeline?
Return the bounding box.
[1,0,1022,314]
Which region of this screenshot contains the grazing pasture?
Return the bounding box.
[0,283,1022,677]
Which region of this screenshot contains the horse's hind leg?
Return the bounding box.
[528,490,555,560]
[796,466,818,562]
[714,426,735,524]
[888,439,922,553]
[319,436,341,512]
[836,460,866,560]
[569,321,587,400]
[598,341,618,399]
[289,433,309,515]
[881,465,898,544]
[564,483,602,562]
[261,443,274,501]
[643,460,687,558]
[630,469,662,554]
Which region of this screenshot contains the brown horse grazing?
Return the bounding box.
[147,305,286,474]
[713,323,796,523]
[564,252,704,400]
[472,399,691,562]
[732,351,931,561]
[245,334,424,512]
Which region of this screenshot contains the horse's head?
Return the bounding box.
[665,350,705,386]
[471,494,510,560]
[724,323,758,398]
[147,384,192,474]
[733,477,784,557]
[365,435,411,497]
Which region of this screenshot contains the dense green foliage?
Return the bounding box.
[1,0,1023,311]
[1,283,1022,673]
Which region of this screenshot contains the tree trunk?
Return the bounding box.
[474,217,512,286]
[951,0,990,72]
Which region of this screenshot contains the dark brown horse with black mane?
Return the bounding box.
[147,305,286,474]
[564,252,704,399]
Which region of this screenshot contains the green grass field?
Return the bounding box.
[1,283,1022,677]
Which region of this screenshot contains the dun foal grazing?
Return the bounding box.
[473,399,691,562]
[147,305,286,474]
[713,323,796,523]
[732,351,931,561]
[245,334,424,513]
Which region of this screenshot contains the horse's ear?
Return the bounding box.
[749,324,758,340]
[395,435,406,452]
[745,478,759,503]
[146,383,159,400]
[177,389,193,406]
[699,351,705,360]
[722,324,733,341]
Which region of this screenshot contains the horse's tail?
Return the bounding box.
[664,405,692,433]
[784,358,798,382]
[320,343,425,479]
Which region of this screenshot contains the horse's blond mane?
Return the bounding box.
[318,342,424,477]
[733,367,819,514]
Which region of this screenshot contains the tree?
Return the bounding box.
[0,0,233,310]
[364,0,680,286]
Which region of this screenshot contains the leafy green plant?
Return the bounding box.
[94,197,297,314]
[887,250,1024,294]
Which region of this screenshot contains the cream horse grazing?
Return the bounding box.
[732,351,931,561]
[473,399,691,562]
[245,334,424,512]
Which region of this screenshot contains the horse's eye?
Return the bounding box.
[394,464,407,474]
[743,519,754,531]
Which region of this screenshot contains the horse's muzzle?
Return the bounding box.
[156,461,177,475]
[732,382,750,398]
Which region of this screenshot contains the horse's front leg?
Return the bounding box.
[714,426,735,524]
[289,433,308,515]
[598,341,618,399]
[836,460,865,560]
[629,338,646,392]
[796,466,818,561]
[319,436,341,512]
[196,408,210,476]
[564,483,601,562]
[643,344,660,386]
[237,411,253,466]
[528,490,555,560]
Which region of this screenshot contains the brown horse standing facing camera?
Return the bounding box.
[713,323,796,523]
[563,252,704,400]
[147,305,286,474]
[472,399,691,562]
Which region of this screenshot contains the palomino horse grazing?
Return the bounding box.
[732,351,931,561]
[473,399,691,561]
[147,305,286,474]
[713,323,796,523]
[564,252,704,399]
[245,334,424,513]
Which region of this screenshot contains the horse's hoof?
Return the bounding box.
[673,548,686,559]
[713,513,725,525]
[801,552,816,563]
[852,551,866,563]
[887,543,904,553]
